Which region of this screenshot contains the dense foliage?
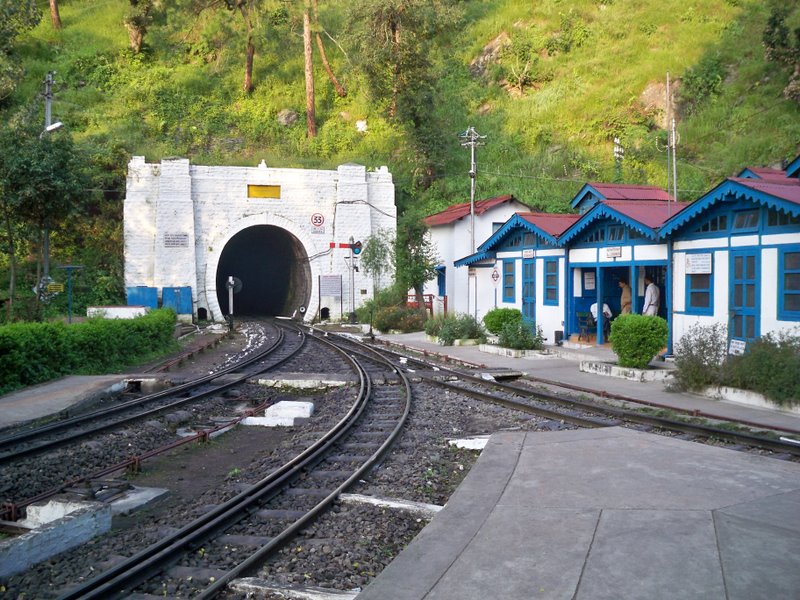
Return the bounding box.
[0,0,798,324]
[610,314,668,369]
[425,313,485,345]
[482,307,523,335]
[673,324,800,405]
[498,320,544,351]
[0,308,177,393]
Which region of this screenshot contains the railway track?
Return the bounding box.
[327,330,800,460]
[0,321,299,464]
[55,323,412,599]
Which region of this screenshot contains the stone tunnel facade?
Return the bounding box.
[124,157,396,322]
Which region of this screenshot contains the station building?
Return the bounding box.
[423,195,532,317]
[124,157,396,322]
[426,155,800,351]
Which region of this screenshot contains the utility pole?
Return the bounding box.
[348,236,356,323]
[459,126,486,253]
[39,72,61,299]
[665,73,679,215]
[613,137,624,182]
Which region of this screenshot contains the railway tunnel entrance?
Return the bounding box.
[215,225,311,317]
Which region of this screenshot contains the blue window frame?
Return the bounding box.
[543,258,558,305]
[732,209,759,231]
[685,253,714,315]
[502,259,515,303]
[779,247,800,321]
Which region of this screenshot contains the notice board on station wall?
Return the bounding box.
[319,275,343,320]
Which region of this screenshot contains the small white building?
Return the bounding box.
[422,195,533,317]
[454,213,579,343]
[662,156,800,350]
[433,156,800,354]
[124,157,396,322]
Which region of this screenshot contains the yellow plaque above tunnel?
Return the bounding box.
[248,184,281,199]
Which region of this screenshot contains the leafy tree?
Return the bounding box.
[344,0,459,120]
[360,227,395,291]
[0,116,86,319]
[0,0,41,100]
[394,214,438,306]
[124,0,156,54]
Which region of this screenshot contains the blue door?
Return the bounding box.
[730,250,759,343]
[522,259,535,323]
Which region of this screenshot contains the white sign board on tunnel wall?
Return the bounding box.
[124,157,396,323]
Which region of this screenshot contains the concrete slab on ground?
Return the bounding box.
[0,375,129,429]
[356,427,800,600]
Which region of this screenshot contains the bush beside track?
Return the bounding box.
[0,308,178,394]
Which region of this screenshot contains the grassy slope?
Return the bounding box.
[10,0,800,218]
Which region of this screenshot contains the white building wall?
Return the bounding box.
[671,238,800,349]
[125,158,395,322]
[423,201,529,317]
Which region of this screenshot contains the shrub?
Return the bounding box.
[424,314,446,337]
[483,308,523,335]
[672,323,728,391]
[498,321,544,350]
[355,287,406,325]
[610,314,668,369]
[0,309,177,394]
[723,330,800,405]
[677,54,727,115]
[437,314,486,346]
[373,306,426,333]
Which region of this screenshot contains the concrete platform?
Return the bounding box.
[0,375,130,429]
[357,427,800,600]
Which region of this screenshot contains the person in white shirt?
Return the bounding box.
[642,275,660,316]
[590,302,613,337]
[590,302,612,321]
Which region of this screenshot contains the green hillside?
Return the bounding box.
[1,0,798,317]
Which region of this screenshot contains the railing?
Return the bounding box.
[406,294,447,316]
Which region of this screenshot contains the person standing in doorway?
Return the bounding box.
[642,274,660,316]
[618,278,632,314]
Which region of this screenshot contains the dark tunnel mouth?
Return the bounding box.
[215,225,310,317]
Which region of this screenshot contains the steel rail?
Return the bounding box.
[0,326,282,451]
[198,334,412,598]
[342,335,800,457]
[424,372,800,457]
[0,396,275,522]
[57,325,391,600]
[0,325,299,464]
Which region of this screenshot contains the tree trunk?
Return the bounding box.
[126,23,145,53]
[312,0,346,97]
[241,6,254,94]
[50,0,62,30]
[390,20,400,118]
[304,4,317,137]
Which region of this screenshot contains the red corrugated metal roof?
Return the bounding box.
[517,212,581,237]
[587,182,672,201]
[732,177,800,205]
[603,200,691,228]
[424,195,521,226]
[740,167,791,182]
